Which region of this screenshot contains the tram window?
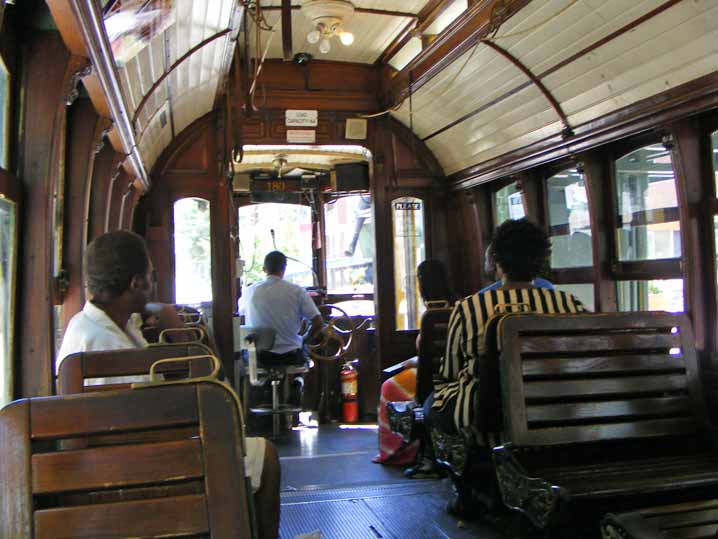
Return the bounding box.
[494,183,525,225]
[615,144,681,261]
[324,194,374,294]
[617,279,684,312]
[424,0,468,35]
[0,58,8,170]
[0,195,16,406]
[173,198,213,304]
[392,196,426,331]
[547,168,593,268]
[555,284,594,310]
[712,130,718,192]
[238,203,313,288]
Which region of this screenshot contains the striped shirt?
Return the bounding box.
[432,287,586,431]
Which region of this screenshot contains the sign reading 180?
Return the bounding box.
[394,201,422,211]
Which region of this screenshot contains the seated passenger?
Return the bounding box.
[428,219,586,516]
[479,243,554,292]
[374,259,457,466]
[238,250,323,363]
[57,231,280,539]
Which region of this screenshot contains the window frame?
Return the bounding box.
[0,166,20,405]
[607,134,685,312]
[322,191,375,303]
[490,177,526,227]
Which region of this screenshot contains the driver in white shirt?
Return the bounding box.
[238,251,323,362]
[57,230,280,539]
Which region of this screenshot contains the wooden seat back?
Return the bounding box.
[57,343,215,394]
[416,307,452,405]
[497,312,706,448]
[0,382,253,539]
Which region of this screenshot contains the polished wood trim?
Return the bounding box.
[281,0,292,61]
[612,259,682,280]
[378,0,454,65]
[386,0,531,104]
[263,5,418,18]
[548,267,595,284]
[582,152,616,312]
[17,32,71,397]
[46,0,88,57]
[132,29,231,126]
[671,118,717,363]
[449,73,718,189]
[0,167,20,201]
[378,19,418,67]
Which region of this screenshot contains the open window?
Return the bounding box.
[493,182,525,225]
[0,173,18,407]
[613,142,683,312]
[238,202,314,288]
[545,166,595,308]
[173,198,213,304]
[392,196,426,330]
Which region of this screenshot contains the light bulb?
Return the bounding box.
[339,31,354,46]
[319,38,331,54]
[307,29,321,44]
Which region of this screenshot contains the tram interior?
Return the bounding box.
[1,0,718,538]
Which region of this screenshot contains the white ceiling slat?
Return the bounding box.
[394,0,718,177]
[128,0,236,172]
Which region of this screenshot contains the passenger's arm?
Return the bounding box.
[145,303,195,343]
[303,314,324,344]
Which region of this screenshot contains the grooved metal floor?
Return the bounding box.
[274,426,502,539]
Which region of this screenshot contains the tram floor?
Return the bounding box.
[272,424,504,539]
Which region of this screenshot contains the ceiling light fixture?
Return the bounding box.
[302,0,355,54]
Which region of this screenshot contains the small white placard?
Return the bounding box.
[287,129,316,143]
[286,110,318,127]
[345,118,367,140]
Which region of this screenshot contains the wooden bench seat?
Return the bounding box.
[489,312,717,529]
[601,499,718,538]
[57,343,216,394]
[0,380,254,538]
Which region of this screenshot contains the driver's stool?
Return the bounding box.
[237,325,309,437]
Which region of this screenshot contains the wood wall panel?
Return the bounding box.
[17,31,71,397]
[60,98,104,334]
[143,110,447,416]
[88,146,121,241]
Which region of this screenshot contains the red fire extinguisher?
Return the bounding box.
[340,361,359,423]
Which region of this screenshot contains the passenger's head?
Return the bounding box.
[85,230,153,310]
[484,245,497,278]
[490,219,551,282]
[417,259,457,304]
[263,251,287,277]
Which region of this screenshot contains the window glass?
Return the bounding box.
[616,279,684,312]
[174,198,213,304]
[547,168,593,268]
[424,0,468,34]
[0,196,16,407]
[238,203,313,288]
[712,130,718,194]
[555,283,594,310]
[494,183,525,226]
[393,197,426,330]
[388,37,422,72]
[615,144,680,261]
[0,57,8,170]
[324,195,374,294]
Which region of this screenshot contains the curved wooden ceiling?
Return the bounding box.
[391,0,718,177]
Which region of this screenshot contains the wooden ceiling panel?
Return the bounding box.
[247,7,420,64]
[393,0,718,177]
[107,0,237,173]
